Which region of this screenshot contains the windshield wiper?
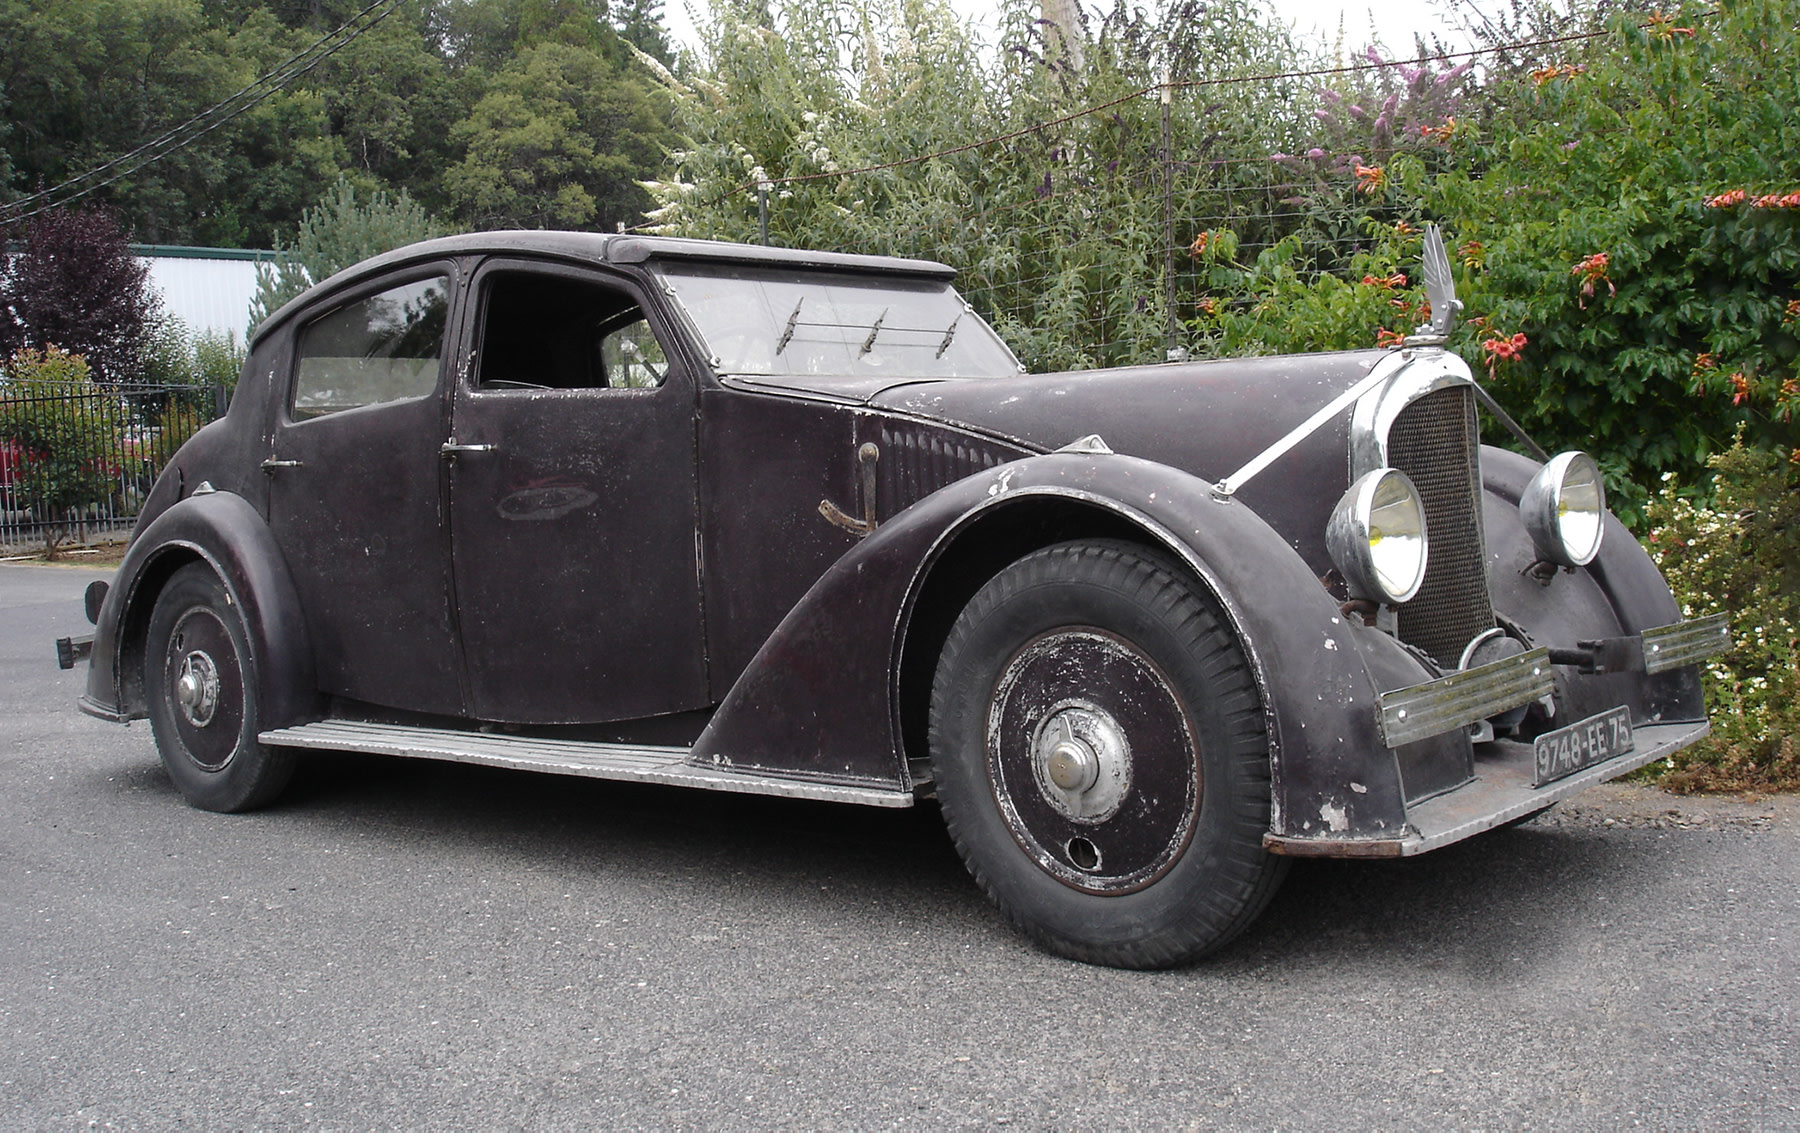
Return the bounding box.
[935,312,962,359]
[775,296,804,355]
[859,308,888,357]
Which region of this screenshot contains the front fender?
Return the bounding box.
[694,452,1435,841]
[1481,446,1704,726]
[83,490,318,730]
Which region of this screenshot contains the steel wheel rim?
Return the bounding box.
[163,607,245,772]
[985,628,1202,894]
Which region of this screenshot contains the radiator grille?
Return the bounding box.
[1387,386,1494,667]
[877,423,1014,514]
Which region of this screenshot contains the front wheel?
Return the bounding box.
[929,540,1286,968]
[145,563,295,812]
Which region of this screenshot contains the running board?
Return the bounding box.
[258,720,915,808]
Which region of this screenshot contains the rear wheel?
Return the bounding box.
[145,563,295,812]
[930,540,1286,968]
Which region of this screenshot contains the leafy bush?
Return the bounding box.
[248,178,448,336]
[1643,439,1800,792]
[0,206,160,385]
[0,347,126,557]
[1429,0,1800,517]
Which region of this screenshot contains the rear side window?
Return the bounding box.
[292,276,449,419]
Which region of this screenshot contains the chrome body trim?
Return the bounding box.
[1376,647,1554,749]
[1641,614,1732,674]
[1212,349,1414,497]
[1348,347,1478,478]
[259,720,917,807]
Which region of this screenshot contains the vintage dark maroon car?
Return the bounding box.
[64,230,1727,967]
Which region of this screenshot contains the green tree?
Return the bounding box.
[445,39,668,230]
[248,176,449,334]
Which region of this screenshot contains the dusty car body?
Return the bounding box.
[65,230,1726,967]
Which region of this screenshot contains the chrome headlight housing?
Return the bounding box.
[1521,451,1605,567]
[1328,467,1430,605]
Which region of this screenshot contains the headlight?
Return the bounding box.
[1521,451,1605,567]
[1328,467,1429,604]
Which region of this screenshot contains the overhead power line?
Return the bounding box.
[0,0,404,226]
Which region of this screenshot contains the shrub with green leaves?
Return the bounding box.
[0,347,127,557]
[248,178,448,337]
[1643,439,1800,792]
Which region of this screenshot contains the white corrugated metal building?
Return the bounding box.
[133,245,273,344]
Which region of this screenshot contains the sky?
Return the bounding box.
[659,0,1481,60]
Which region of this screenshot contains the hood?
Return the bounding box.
[871,350,1389,570]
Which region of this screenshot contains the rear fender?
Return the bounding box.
[694,452,1433,841]
[83,491,318,729]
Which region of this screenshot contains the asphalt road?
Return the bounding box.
[3,562,1797,1130]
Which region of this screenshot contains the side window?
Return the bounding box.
[599,316,668,389]
[476,271,671,391]
[293,276,448,419]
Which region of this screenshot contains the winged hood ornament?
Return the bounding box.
[1411,224,1464,343]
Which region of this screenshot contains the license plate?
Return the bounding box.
[1533,706,1634,786]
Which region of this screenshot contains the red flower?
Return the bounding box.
[1645,11,1695,39]
[1418,117,1458,143]
[1361,272,1407,290]
[1751,191,1800,209]
[1728,372,1751,407]
[1481,332,1528,378]
[1704,189,1747,208]
[1354,164,1387,195]
[1375,328,1406,348]
[1530,63,1586,86]
[1571,252,1615,307]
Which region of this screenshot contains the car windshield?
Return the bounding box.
[654,263,1021,379]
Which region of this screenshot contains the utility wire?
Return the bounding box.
[0,0,403,225]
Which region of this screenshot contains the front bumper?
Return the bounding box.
[1264,718,1708,857]
[1264,614,1729,859]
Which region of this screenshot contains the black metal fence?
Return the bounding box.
[0,380,227,554]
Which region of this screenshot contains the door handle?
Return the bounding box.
[261,457,302,473]
[440,442,497,457]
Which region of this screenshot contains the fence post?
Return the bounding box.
[1161,67,1180,363]
[758,181,771,247]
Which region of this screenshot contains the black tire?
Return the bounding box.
[929,539,1287,968]
[145,563,295,812]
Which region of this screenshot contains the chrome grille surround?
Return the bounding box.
[1351,353,1495,668]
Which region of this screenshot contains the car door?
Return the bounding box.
[446,259,708,724]
[265,266,465,716]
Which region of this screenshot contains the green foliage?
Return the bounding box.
[248,177,448,334]
[645,0,1323,370]
[0,347,126,557]
[1428,0,1800,513]
[0,0,682,243]
[1644,439,1800,792]
[444,40,668,230]
[1190,217,1431,355]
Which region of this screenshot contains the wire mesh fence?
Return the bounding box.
[0,380,225,555]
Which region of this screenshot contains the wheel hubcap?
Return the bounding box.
[163,609,244,772]
[1031,703,1129,819]
[987,629,1201,894]
[175,651,220,727]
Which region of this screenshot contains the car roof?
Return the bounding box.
[251,231,958,348]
